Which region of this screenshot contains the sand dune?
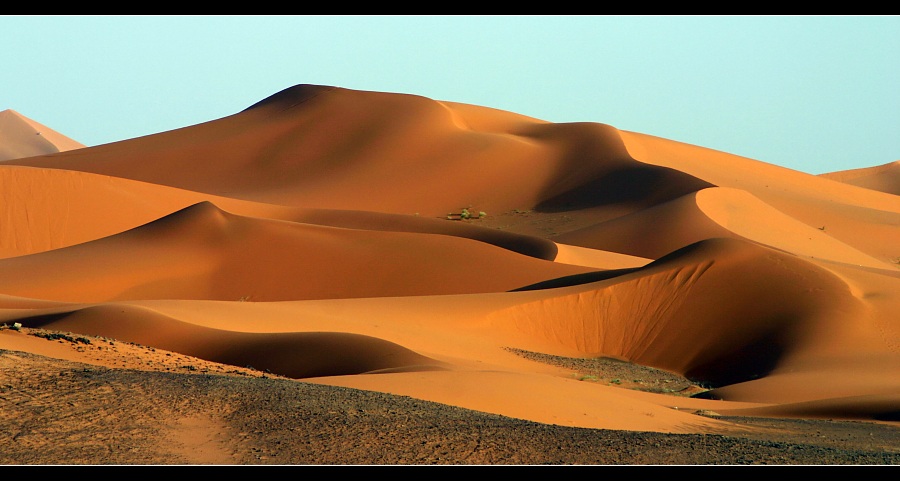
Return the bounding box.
[819,160,900,196]
[0,109,85,161]
[0,201,597,302]
[0,85,897,458]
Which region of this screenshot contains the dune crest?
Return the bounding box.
[0,109,85,161]
[0,201,597,302]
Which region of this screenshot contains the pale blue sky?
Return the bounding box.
[2,15,897,175]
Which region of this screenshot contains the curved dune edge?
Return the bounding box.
[618,129,900,213]
[554,186,896,269]
[552,189,732,259]
[552,242,651,269]
[694,187,893,269]
[3,87,713,224]
[0,165,250,259]
[485,238,872,386]
[618,130,900,264]
[0,165,565,263]
[0,201,596,302]
[1,303,448,378]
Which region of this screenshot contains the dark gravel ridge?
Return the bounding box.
[1,350,898,466]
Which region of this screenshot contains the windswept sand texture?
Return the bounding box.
[1,85,898,465]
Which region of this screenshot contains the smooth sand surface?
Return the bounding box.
[0,109,85,161]
[1,85,898,441]
[819,160,900,196]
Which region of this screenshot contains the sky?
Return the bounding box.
[2,15,897,175]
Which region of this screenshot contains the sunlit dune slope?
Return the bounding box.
[0,84,897,432]
[0,109,85,161]
[0,165,562,261]
[618,130,900,265]
[487,238,866,386]
[556,187,894,269]
[818,160,900,196]
[2,85,712,223]
[0,201,597,302]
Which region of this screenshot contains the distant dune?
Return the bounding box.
[1,85,898,450]
[819,160,900,196]
[0,109,85,161]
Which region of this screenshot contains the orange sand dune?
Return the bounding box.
[4,85,713,221]
[554,186,894,269]
[0,201,596,302]
[0,85,898,437]
[819,160,900,196]
[618,130,900,265]
[492,238,882,381]
[0,165,565,262]
[0,109,85,161]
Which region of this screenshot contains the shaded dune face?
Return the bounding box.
[0,201,595,302]
[3,85,712,223]
[552,189,733,259]
[514,121,714,215]
[4,85,545,212]
[12,304,445,378]
[716,392,900,422]
[488,238,859,388]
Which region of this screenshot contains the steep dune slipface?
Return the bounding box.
[487,238,864,388]
[695,259,900,411]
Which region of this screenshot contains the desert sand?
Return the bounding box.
[0,85,898,465]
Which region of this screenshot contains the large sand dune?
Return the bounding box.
[0,85,897,464]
